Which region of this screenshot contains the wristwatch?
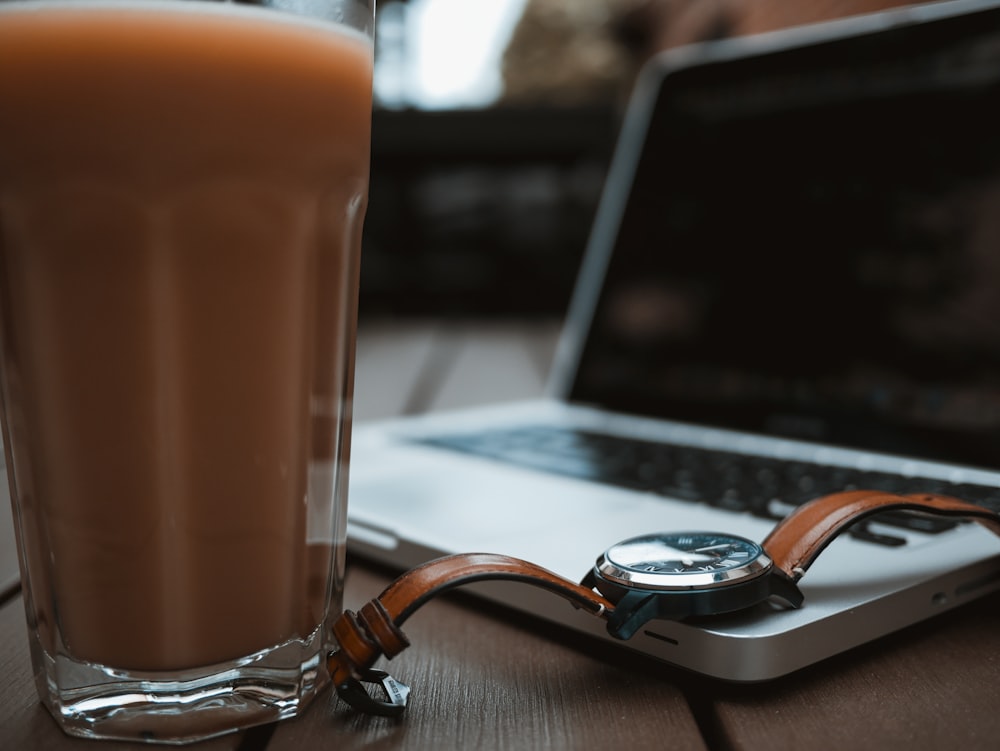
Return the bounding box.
[581,530,801,639]
[328,489,1000,715]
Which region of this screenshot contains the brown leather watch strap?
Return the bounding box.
[763,490,1000,581]
[328,553,614,713]
[331,490,1000,715]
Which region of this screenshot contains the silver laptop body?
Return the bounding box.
[347,0,1000,681]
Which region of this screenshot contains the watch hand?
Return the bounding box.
[692,544,733,553]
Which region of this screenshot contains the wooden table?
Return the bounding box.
[3,320,1000,750]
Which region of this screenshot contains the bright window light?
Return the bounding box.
[379,0,529,109]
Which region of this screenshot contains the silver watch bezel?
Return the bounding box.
[596,532,773,591]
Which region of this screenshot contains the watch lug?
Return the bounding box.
[605,591,690,640]
[606,592,658,640]
[770,569,804,609]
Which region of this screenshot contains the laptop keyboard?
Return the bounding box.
[419,426,1000,547]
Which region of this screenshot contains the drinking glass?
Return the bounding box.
[0,0,374,742]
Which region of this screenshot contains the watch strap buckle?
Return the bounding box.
[336,667,411,717]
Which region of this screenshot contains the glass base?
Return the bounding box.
[36,630,330,745]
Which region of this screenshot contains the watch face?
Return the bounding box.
[597,532,771,591]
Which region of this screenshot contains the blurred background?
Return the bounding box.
[359,0,920,319]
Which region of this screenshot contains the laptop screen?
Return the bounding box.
[571,5,1000,471]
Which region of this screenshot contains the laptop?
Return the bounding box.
[347,0,1000,681]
